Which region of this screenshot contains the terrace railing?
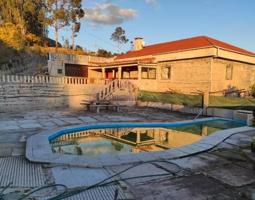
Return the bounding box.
[0,74,109,85]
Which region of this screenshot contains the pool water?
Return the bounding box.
[51,119,244,157]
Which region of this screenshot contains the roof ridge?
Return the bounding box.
[116,35,255,60]
[202,36,215,46]
[143,35,206,49]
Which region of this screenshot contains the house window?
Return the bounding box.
[141,67,156,79]
[57,69,63,74]
[225,64,233,80]
[161,66,171,79]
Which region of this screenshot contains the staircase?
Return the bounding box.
[96,79,138,105]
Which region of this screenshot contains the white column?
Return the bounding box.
[138,65,142,80]
[102,68,105,79]
[136,131,141,144]
[118,67,122,79]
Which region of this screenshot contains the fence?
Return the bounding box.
[0,74,109,85]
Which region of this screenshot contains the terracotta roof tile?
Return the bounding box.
[115,36,255,60]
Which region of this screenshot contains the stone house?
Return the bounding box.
[88,36,255,94]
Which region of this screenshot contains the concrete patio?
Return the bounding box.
[0,107,255,199]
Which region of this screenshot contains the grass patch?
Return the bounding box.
[138,90,202,107]
[209,96,255,110]
[138,90,255,110]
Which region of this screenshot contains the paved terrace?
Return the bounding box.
[0,108,254,199]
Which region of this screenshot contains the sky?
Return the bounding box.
[48,0,255,53]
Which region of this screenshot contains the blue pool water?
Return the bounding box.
[50,118,245,157]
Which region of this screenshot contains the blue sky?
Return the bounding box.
[48,0,255,53]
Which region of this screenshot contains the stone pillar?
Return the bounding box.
[154,129,160,142]
[138,65,142,80]
[113,69,115,79]
[202,126,208,136]
[136,131,141,144]
[203,91,210,115]
[118,67,122,79]
[102,68,105,79]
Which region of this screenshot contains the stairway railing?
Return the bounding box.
[96,79,137,101]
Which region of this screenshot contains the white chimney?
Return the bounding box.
[133,37,144,51]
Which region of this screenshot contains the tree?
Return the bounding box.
[97,48,113,58]
[70,0,84,50]
[0,0,47,39]
[45,0,70,49]
[110,27,129,52]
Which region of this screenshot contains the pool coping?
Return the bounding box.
[26,117,255,168]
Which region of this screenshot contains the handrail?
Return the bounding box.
[96,79,137,101]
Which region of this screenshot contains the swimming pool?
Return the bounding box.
[50,118,245,157]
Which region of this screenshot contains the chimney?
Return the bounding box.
[133,37,144,51]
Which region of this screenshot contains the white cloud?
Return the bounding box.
[84,3,137,25]
[145,0,157,5]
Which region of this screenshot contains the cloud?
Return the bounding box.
[84,3,137,25]
[145,0,157,5]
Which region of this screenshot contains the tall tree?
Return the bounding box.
[0,0,47,38]
[0,0,47,42]
[110,27,129,53]
[70,0,84,50]
[45,0,70,49]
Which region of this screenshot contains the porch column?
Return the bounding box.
[203,91,210,115]
[136,130,141,144]
[118,66,122,79]
[138,65,142,80]
[202,126,208,136]
[112,69,115,78]
[102,68,105,79]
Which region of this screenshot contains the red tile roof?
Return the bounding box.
[116,36,255,60]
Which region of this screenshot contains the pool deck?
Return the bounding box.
[0,107,255,199]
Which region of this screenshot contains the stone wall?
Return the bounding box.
[0,75,105,113]
[136,57,212,93]
[211,58,255,92]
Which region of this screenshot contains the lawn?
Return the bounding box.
[138,90,255,110]
[138,91,203,107]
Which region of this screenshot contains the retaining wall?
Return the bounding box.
[0,75,106,112]
[136,101,236,119]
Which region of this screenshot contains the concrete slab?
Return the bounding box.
[169,153,229,171]
[19,122,42,129]
[51,166,109,188]
[207,164,255,187]
[106,116,139,121]
[0,147,12,156]
[51,118,67,126]
[108,163,169,185]
[78,116,98,123]
[0,124,20,130]
[132,174,241,200]
[59,117,83,125]
[38,120,57,128]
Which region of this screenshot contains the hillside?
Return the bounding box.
[0,41,48,75]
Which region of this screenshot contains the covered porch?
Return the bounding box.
[88,60,157,80]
